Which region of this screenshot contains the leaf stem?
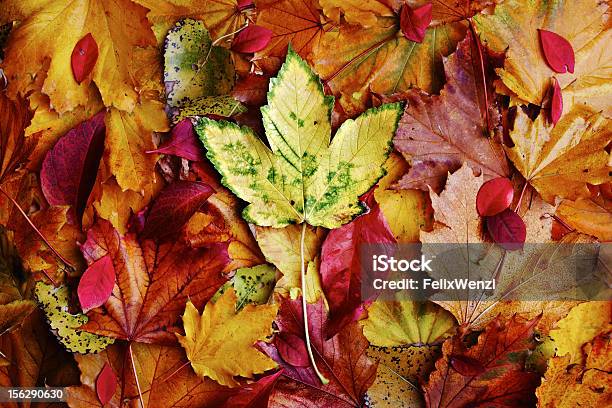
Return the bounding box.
[299,222,329,385]
[0,186,72,285]
[128,342,145,408]
[514,181,528,213]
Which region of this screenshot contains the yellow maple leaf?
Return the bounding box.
[374,153,433,243]
[549,301,612,364]
[2,0,156,113]
[506,106,611,204]
[537,332,612,407]
[557,195,612,241]
[105,99,169,192]
[177,288,278,387]
[474,0,609,110]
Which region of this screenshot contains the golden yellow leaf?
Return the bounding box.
[177,288,278,387]
[506,106,611,204]
[362,299,456,347]
[133,0,250,44]
[549,301,612,364]
[92,178,159,234]
[474,0,609,108]
[557,196,612,241]
[255,224,326,298]
[2,0,157,113]
[374,153,433,243]
[105,99,169,193]
[537,332,612,408]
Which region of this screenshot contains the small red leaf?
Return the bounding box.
[275,333,309,367]
[538,29,575,74]
[141,180,215,241]
[476,177,514,216]
[78,255,115,312]
[232,25,273,53]
[146,119,204,161]
[550,77,563,125]
[400,3,432,43]
[96,363,117,405]
[41,111,105,225]
[450,355,486,376]
[71,33,99,84]
[486,209,526,251]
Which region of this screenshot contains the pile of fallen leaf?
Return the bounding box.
[0,0,611,407]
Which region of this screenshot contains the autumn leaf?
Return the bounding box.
[261,297,378,407]
[557,195,612,241]
[549,302,612,364]
[506,106,611,204]
[536,332,612,408]
[0,92,36,183]
[177,288,278,387]
[105,99,169,193]
[1,309,80,402]
[35,282,115,353]
[164,19,235,108]
[222,370,283,408]
[134,0,251,44]
[362,299,456,347]
[147,119,205,162]
[312,1,469,116]
[92,177,161,235]
[320,191,395,336]
[184,161,267,271]
[40,112,105,226]
[393,33,509,192]
[0,229,35,334]
[423,314,541,407]
[67,342,235,407]
[197,48,402,228]
[474,0,609,112]
[10,205,84,280]
[253,0,332,71]
[79,218,230,344]
[374,153,434,242]
[141,180,215,241]
[254,224,325,299]
[25,90,105,170]
[2,0,157,113]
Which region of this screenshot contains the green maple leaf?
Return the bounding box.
[196,48,402,229]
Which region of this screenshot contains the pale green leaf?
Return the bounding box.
[197,48,402,228]
[35,282,114,354]
[164,18,235,108]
